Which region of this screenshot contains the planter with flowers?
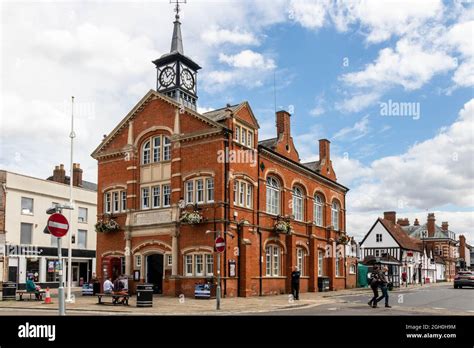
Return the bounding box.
[274,216,292,234]
[336,233,350,245]
[95,216,120,233]
[180,210,203,225]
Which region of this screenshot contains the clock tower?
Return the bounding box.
[153,1,201,110]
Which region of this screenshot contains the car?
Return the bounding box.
[453,271,474,288]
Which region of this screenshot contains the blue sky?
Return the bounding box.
[1,0,473,240]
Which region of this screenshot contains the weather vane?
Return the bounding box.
[170,0,187,20]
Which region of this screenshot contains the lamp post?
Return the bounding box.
[66,96,75,303]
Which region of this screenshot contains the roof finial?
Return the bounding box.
[169,0,186,54]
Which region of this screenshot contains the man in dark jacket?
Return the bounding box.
[375,266,391,308]
[368,265,380,308]
[291,266,301,300]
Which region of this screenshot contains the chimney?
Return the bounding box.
[441,221,449,231]
[319,139,331,164]
[414,218,420,226]
[427,213,436,237]
[73,163,83,187]
[383,211,396,225]
[397,218,410,226]
[52,164,66,184]
[276,110,291,139]
[459,235,466,260]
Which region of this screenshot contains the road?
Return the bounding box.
[258,284,474,315]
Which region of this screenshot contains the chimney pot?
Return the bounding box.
[441,221,449,231]
[73,163,83,187]
[427,213,436,237]
[276,110,291,139]
[383,211,396,224]
[397,218,410,226]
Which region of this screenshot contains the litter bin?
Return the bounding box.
[317,276,330,292]
[2,282,17,300]
[136,283,153,307]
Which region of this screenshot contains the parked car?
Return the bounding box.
[453,271,474,288]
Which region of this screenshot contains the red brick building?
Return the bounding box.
[91,10,352,297]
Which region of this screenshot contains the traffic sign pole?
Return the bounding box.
[214,236,225,311]
[57,236,65,316]
[47,212,69,316]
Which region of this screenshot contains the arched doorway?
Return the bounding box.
[102,256,123,281]
[146,254,164,294]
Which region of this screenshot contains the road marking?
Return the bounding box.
[327,308,338,311]
[432,307,445,310]
[467,310,474,313]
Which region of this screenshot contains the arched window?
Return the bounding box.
[152,136,161,162]
[292,187,304,221]
[141,135,171,165]
[314,194,324,227]
[332,201,340,231]
[266,176,280,215]
[142,140,151,165]
[163,136,171,161]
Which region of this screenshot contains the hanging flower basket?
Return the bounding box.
[95,218,120,233]
[180,211,203,224]
[274,216,292,234]
[336,234,350,245]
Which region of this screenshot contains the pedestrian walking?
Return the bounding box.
[375,266,391,308]
[291,266,301,300]
[368,265,380,308]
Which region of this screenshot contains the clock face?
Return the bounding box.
[181,69,195,90]
[159,67,176,88]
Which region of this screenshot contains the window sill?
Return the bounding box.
[140,161,172,167]
[21,213,34,216]
[263,276,286,279]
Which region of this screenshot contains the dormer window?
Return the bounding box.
[234,123,254,148]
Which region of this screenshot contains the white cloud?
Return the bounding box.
[333,115,370,141]
[201,27,260,46]
[218,50,276,70]
[309,95,326,116]
[335,91,382,113]
[343,99,474,214]
[341,39,457,91]
[288,0,329,30]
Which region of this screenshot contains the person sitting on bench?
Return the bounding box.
[103,277,114,294]
[26,276,42,300]
[113,275,128,304]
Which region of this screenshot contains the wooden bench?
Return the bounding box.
[17,290,46,301]
[96,293,130,306]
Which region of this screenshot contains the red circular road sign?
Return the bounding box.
[215,236,225,253]
[47,213,69,238]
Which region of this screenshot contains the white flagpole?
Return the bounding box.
[66,96,75,303]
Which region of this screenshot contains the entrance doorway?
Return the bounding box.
[146,254,163,294]
[72,266,79,286]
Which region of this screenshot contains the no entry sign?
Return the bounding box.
[47,213,69,238]
[215,236,225,253]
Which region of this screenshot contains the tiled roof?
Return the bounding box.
[302,161,321,172]
[258,137,278,150]
[46,176,97,192]
[202,104,242,122]
[402,223,454,239]
[379,218,422,251]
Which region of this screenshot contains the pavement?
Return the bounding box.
[0,281,468,316]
